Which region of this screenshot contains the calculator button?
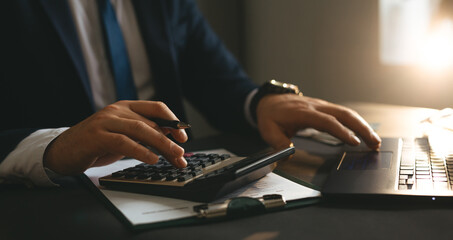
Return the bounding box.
[106,151,237,187]
[208,154,219,159]
[194,153,207,158]
[220,154,230,160]
[190,170,203,177]
[197,156,209,162]
[210,157,221,164]
[136,173,151,179]
[135,163,148,169]
[124,172,137,179]
[111,171,125,178]
[151,173,165,180]
[177,175,193,182]
[189,165,202,171]
[201,161,212,168]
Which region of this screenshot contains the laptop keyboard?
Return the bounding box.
[398,138,453,191]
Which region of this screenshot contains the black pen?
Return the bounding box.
[149,118,191,129]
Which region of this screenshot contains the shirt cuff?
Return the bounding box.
[244,88,258,128]
[0,127,69,187]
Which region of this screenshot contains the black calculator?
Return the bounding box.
[99,147,295,202]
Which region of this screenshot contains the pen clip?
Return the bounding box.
[193,194,286,218]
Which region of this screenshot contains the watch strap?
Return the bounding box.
[250,80,302,123]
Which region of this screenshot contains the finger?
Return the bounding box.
[147,119,188,143]
[115,109,166,135]
[128,101,188,143]
[259,120,293,150]
[314,104,381,149]
[111,102,187,142]
[128,100,176,119]
[101,132,159,165]
[128,113,184,141]
[168,129,189,143]
[105,118,187,168]
[293,109,363,147]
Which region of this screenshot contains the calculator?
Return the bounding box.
[99,147,295,202]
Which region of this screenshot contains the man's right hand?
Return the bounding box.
[43,101,188,176]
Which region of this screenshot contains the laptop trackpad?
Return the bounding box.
[339,151,392,170]
[323,138,400,195]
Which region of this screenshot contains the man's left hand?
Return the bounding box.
[255,94,381,150]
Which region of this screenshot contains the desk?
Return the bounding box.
[2,103,453,240]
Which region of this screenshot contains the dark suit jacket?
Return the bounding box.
[0,0,257,161]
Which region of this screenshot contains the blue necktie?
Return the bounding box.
[98,0,137,100]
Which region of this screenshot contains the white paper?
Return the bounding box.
[84,149,321,226]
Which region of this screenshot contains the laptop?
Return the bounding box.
[322,136,453,202]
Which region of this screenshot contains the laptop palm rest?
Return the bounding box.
[323,138,400,196]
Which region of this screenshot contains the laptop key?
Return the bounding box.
[431,163,445,167]
[415,167,430,171]
[406,179,415,185]
[432,166,446,170]
[400,170,414,175]
[416,180,433,190]
[433,173,447,177]
[416,163,430,168]
[416,175,431,179]
[434,182,449,190]
[400,166,414,170]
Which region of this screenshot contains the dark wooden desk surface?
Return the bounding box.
[2,104,453,240]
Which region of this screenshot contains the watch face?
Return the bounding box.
[269,79,301,95]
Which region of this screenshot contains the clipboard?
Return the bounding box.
[81,149,321,231]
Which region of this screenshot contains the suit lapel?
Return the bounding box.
[39,0,94,108]
[38,0,184,119]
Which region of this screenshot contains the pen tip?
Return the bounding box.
[177,122,191,129]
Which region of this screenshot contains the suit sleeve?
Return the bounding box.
[168,0,258,133]
[0,5,36,163]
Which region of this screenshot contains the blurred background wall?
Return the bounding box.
[189,0,453,138]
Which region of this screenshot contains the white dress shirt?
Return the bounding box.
[0,0,257,186]
[68,0,153,110]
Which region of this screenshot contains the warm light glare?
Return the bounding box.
[417,19,453,71]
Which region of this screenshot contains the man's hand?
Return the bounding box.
[256,94,381,150]
[43,101,188,175]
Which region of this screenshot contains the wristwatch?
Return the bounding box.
[250,79,303,122]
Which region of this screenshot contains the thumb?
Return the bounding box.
[259,121,292,150]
